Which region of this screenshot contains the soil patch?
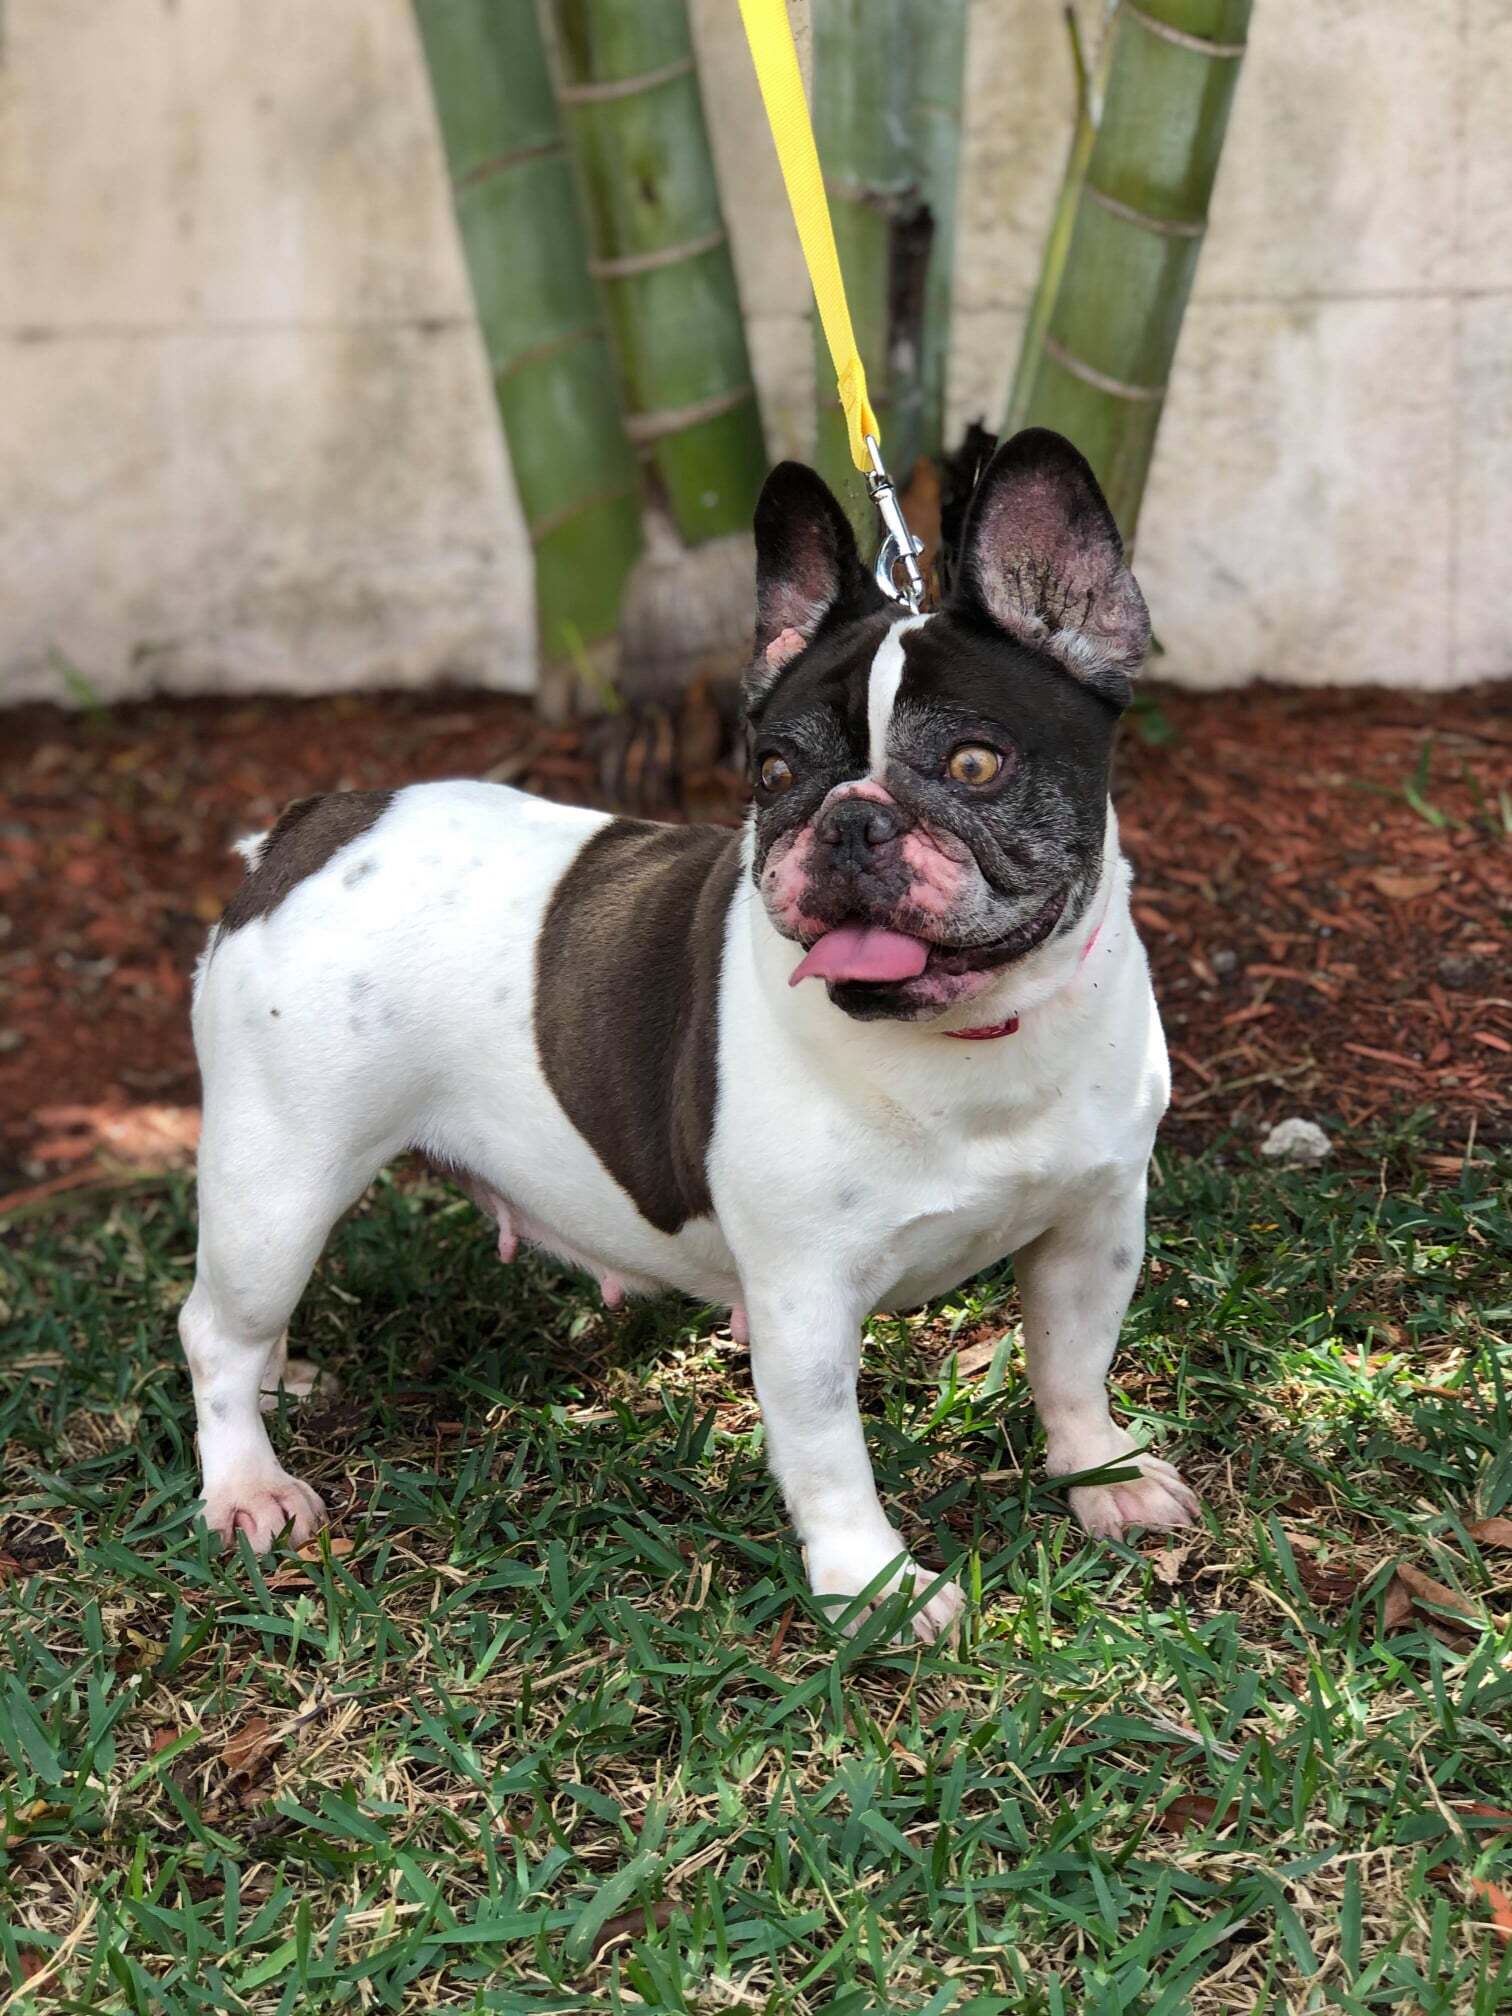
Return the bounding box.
[0,680,1505,1191]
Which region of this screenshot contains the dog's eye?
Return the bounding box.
[946,744,1004,787]
[759,753,795,794]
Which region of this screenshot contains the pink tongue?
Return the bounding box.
[789,925,930,987]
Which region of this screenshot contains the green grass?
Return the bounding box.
[2,1128,1511,2014]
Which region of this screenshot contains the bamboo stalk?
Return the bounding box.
[913,0,970,469]
[811,0,918,541]
[547,0,766,549]
[1005,4,1105,434]
[413,0,642,707]
[1006,0,1251,544]
[811,0,967,546]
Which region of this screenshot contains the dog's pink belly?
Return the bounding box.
[461,1176,741,1314]
[467,1182,663,1304]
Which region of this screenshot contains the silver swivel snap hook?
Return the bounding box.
[864,434,926,614]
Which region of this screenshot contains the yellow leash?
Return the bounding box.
[736,0,925,609]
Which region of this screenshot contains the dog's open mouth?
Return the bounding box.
[790,890,1066,989]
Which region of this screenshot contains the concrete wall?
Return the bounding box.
[3,0,1507,705]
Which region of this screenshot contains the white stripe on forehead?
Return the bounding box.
[866,613,931,776]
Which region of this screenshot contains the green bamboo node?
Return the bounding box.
[413,0,642,687]
[1006,0,1252,548]
[548,0,767,549]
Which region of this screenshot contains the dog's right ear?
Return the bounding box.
[947,428,1149,706]
[748,462,885,706]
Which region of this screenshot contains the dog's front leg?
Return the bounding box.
[743,1283,965,1643]
[1015,1184,1200,1539]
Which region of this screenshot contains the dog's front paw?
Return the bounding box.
[807,1534,966,1645]
[201,1472,326,1552]
[1063,1450,1200,1539]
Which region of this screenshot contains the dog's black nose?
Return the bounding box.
[818,796,904,873]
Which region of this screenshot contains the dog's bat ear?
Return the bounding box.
[948,428,1150,707]
[748,462,886,705]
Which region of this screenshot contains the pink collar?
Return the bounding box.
[943,918,1103,1043]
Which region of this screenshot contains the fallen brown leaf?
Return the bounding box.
[302,1535,354,1560]
[1146,1538,1197,1585]
[1469,1877,1512,1940]
[0,1799,51,1847]
[220,1715,276,1779]
[1393,1561,1480,1622]
[266,1534,356,1589]
[590,1898,679,1959]
[1296,1556,1362,1609]
[1466,1518,1512,1550]
[951,1335,1001,1378]
[1457,1803,1512,1830]
[1382,1576,1416,1630]
[1153,1793,1234,1835]
[1370,871,1442,901]
[149,1727,180,1756]
[1381,1561,1485,1645]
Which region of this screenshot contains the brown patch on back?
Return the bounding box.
[534,819,743,1236]
[220,791,394,933]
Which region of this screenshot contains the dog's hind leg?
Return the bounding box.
[180,1128,381,1551]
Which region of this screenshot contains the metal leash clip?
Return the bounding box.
[864,434,926,613]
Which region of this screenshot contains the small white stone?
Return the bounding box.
[1260,1118,1332,1166]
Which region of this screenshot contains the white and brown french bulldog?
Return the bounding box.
[181,428,1196,1639]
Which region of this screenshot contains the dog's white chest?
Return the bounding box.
[862,1096,1149,1309]
[709,934,1167,1318]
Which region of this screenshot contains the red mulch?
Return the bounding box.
[0,681,1506,1197]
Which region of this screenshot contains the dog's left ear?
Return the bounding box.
[949,428,1150,706]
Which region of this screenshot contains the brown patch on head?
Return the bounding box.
[534,820,742,1236]
[220,791,394,934]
